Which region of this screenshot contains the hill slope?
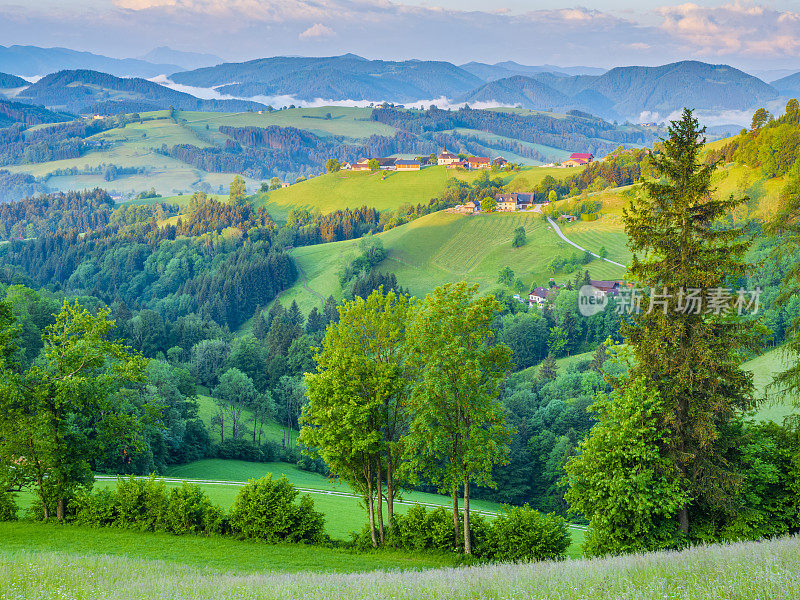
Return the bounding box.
[0,72,27,89]
[14,70,268,114]
[458,76,581,112]
[278,209,626,313]
[771,71,800,96]
[0,98,73,127]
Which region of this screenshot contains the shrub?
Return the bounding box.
[228,475,325,543]
[115,475,168,531]
[488,505,571,562]
[215,439,264,462]
[163,482,226,535]
[72,488,118,527]
[424,506,460,552]
[0,491,17,521]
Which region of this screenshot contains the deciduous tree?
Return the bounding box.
[0,301,147,521]
[301,288,412,547]
[404,282,512,554]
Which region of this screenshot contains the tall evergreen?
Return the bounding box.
[538,353,558,381]
[621,109,761,534]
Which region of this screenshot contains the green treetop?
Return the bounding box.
[229,175,247,205]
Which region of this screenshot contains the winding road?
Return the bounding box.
[546,216,627,269]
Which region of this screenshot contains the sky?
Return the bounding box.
[1,1,800,74]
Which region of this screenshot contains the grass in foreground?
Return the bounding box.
[0,522,454,575]
[0,523,796,599]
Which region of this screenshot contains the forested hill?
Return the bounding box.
[169,54,484,102]
[0,72,27,88]
[14,70,269,114]
[0,98,73,127]
[458,76,583,114]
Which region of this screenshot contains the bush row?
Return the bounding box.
[67,474,325,544]
[0,490,16,522]
[353,504,571,562]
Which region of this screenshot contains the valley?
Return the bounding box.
[1,29,800,600]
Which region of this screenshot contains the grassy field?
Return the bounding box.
[156,459,555,544]
[176,107,396,140]
[0,522,455,576]
[746,346,798,422]
[255,165,575,222]
[5,112,261,196]
[0,525,795,599]
[278,209,626,314]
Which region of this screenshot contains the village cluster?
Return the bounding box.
[338,148,594,214]
[341,148,594,174]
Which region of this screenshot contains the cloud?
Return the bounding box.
[299,23,335,41]
[658,2,800,58]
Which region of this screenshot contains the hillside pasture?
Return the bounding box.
[176,107,396,140]
[277,209,626,314]
[5,114,261,196]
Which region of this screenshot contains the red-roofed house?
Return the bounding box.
[563,152,594,167]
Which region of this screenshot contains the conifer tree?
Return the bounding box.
[621,108,761,534]
[538,353,558,381]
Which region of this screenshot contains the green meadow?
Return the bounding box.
[0,526,795,599]
[276,209,626,314]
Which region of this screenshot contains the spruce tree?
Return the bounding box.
[622,109,761,534]
[538,353,558,381]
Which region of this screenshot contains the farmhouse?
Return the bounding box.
[437,147,460,166]
[495,192,536,211]
[447,160,468,169]
[528,286,550,308]
[460,200,480,214]
[395,159,421,171]
[468,156,491,169]
[352,157,398,171]
[590,280,625,296]
[492,157,508,168]
[562,152,594,167]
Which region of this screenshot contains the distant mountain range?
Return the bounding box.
[13,70,268,114]
[0,45,181,78]
[139,47,222,71]
[169,54,484,102]
[0,47,798,123]
[460,61,779,120]
[460,61,605,81]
